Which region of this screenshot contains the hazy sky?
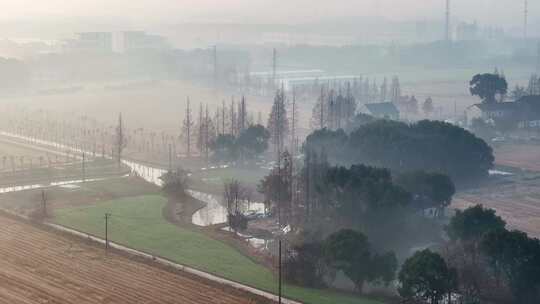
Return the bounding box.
[1,0,537,27]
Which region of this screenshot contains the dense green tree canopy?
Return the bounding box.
[303,128,348,164]
[469,73,508,104]
[210,134,237,162]
[398,249,458,304]
[236,124,270,159]
[210,125,270,162]
[481,229,540,303]
[447,204,506,242]
[325,229,397,292]
[304,120,494,181]
[395,171,455,215]
[326,165,411,220]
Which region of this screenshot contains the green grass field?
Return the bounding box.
[53,195,385,304]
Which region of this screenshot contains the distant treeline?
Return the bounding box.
[280,39,539,73]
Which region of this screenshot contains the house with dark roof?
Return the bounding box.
[475,102,518,120]
[475,95,540,130]
[365,102,400,120]
[516,95,540,129]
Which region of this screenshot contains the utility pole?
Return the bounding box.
[41,189,47,218]
[445,0,451,42]
[105,213,111,249]
[278,238,282,304]
[320,86,325,129]
[168,144,172,171]
[291,88,296,157]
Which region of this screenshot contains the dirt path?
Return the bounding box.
[0,214,266,304]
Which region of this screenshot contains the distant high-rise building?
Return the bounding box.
[63,32,113,53]
[121,31,170,53]
[456,22,479,41]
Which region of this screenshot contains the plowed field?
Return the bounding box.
[0,215,261,304]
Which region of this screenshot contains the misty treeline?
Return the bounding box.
[0,58,30,92]
[0,89,294,171]
[280,39,539,73]
[304,119,493,181]
[308,77,434,131]
[182,91,293,164]
[510,73,540,100]
[0,47,251,95]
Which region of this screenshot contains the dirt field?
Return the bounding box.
[452,143,540,239]
[494,144,540,172]
[0,214,262,304]
[453,177,540,238]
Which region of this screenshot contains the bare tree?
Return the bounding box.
[114,113,127,169]
[223,179,248,232]
[222,99,226,135]
[230,97,237,136]
[196,103,204,155]
[290,88,299,157]
[182,97,194,157]
[311,87,326,130]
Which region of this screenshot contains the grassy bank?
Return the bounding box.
[53,195,385,304]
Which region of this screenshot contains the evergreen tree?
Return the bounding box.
[182,97,194,157]
[311,87,327,130]
[380,77,388,102]
[390,76,401,103]
[267,88,289,155]
[423,97,434,117]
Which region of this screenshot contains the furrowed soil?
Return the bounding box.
[0,214,264,304]
[452,143,540,239]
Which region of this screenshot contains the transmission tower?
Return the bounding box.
[213,45,218,89]
[445,0,451,41]
[536,41,540,73]
[272,48,277,86]
[524,0,529,39]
